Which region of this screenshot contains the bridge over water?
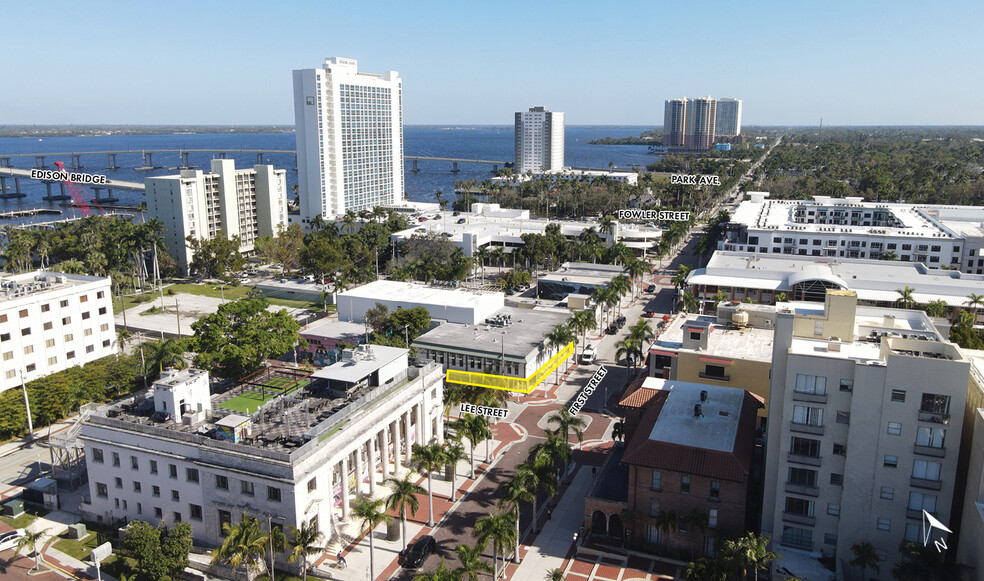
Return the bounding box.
[0,167,143,202]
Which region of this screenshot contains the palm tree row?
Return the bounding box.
[212,512,325,581]
[683,532,778,581]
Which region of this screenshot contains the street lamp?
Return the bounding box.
[20,369,34,441]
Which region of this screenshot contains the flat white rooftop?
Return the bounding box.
[689,251,984,307]
[311,345,407,383]
[0,270,107,303]
[337,280,504,324]
[653,314,775,362]
[644,377,744,453]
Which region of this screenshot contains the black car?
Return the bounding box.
[646,284,656,292]
[616,315,626,328]
[402,535,437,568]
[606,322,618,335]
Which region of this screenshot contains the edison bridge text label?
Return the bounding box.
[30,169,110,185]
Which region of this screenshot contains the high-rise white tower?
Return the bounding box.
[293,57,404,224]
[514,107,565,174]
[715,98,743,137]
[663,99,689,147]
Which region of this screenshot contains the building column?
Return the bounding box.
[391,421,402,473]
[379,430,390,480]
[354,444,364,496]
[404,411,414,463]
[415,404,425,444]
[367,435,378,497]
[340,456,350,521]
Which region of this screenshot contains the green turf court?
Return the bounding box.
[217,378,312,413]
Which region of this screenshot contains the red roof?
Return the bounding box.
[621,390,759,482]
[618,377,667,409]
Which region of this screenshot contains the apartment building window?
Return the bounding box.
[112,452,120,467]
[4,370,14,379]
[218,510,232,536]
[98,307,107,315]
[154,507,163,519]
[782,526,812,550]
[80,295,88,303]
[830,473,844,486]
[916,427,945,448]
[876,518,891,531]
[836,411,850,424]
[880,487,894,500]
[788,467,818,488]
[216,475,229,490]
[20,328,30,336]
[827,503,840,516]
[18,309,28,318]
[913,460,942,482]
[113,476,122,489]
[920,393,951,415]
[169,464,177,479]
[708,509,718,528]
[833,443,847,456]
[171,490,180,501]
[82,312,90,320]
[100,323,109,332]
[785,498,815,520]
[709,480,720,500]
[96,483,108,498]
[186,468,199,483]
[241,481,254,496]
[646,525,662,545]
[885,455,899,467]
[651,470,662,491]
[307,477,317,492]
[42,322,52,331]
[61,317,70,325]
[891,389,906,402]
[887,422,902,436]
[130,456,139,470]
[792,406,823,427]
[0,333,9,342]
[795,374,826,395]
[650,498,660,517]
[0,314,7,322]
[190,504,203,521]
[908,492,937,513]
[2,351,12,362]
[790,437,821,458]
[92,448,104,463]
[267,486,282,502]
[839,379,853,392]
[47,356,56,366]
[824,533,838,545]
[137,503,142,515]
[25,364,35,372]
[149,460,158,474]
[904,523,922,543]
[133,481,141,493]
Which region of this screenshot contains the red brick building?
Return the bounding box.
[586,378,759,559]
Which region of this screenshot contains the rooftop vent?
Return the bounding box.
[693,404,704,419]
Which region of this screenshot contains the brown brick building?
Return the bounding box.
[586,378,759,559]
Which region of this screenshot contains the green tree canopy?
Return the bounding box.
[187,234,245,279]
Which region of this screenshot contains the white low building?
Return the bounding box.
[0,271,115,393]
[720,193,984,273]
[337,279,504,325]
[80,363,444,554]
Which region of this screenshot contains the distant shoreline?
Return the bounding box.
[0,125,296,138]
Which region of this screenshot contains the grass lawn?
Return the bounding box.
[53,532,99,561]
[0,507,47,529]
[218,389,279,413]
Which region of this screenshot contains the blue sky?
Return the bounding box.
[2,0,981,126]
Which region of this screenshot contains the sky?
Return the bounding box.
[1,0,982,126]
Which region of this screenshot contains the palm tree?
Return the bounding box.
[849,541,880,581]
[965,293,984,318]
[624,258,650,299]
[628,318,654,347]
[609,275,631,316]
[453,414,492,479]
[720,533,778,581]
[896,285,917,309]
[474,511,517,579]
[681,508,708,561]
[547,408,587,447]
[443,440,467,502]
[414,557,457,581]
[412,442,446,526]
[212,512,269,579]
[598,215,616,240]
[454,544,493,581]
[881,250,898,261]
[569,310,597,359]
[685,557,727,581]
[146,337,187,376]
[342,210,357,235]
[612,420,626,442]
[615,337,643,385]
[653,509,677,545]
[925,299,949,318]
[385,473,424,553]
[545,324,575,384]
[678,290,699,313]
[545,568,566,581]
[673,264,693,291]
[499,469,535,563]
[350,497,392,581]
[15,528,48,573]
[287,521,324,581]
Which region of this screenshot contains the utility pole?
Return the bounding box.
[21,370,34,440]
[175,298,181,338]
[268,514,275,581]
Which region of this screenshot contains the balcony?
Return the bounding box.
[918,411,950,425]
[785,483,820,497]
[910,477,942,491]
[792,392,828,404]
[787,453,822,467]
[782,512,816,527]
[790,422,824,436]
[913,444,946,458]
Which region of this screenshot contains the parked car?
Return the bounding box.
[402,535,437,568]
[616,315,626,329]
[606,323,618,335]
[457,218,467,224]
[581,344,598,364]
[643,310,657,318]
[0,528,25,553]
[646,284,656,292]
[452,211,460,216]
[418,217,428,222]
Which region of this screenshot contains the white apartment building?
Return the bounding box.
[762,290,973,580]
[0,271,115,393]
[145,159,287,276]
[514,106,565,174]
[715,98,742,137]
[80,362,444,554]
[293,57,404,224]
[720,192,984,273]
